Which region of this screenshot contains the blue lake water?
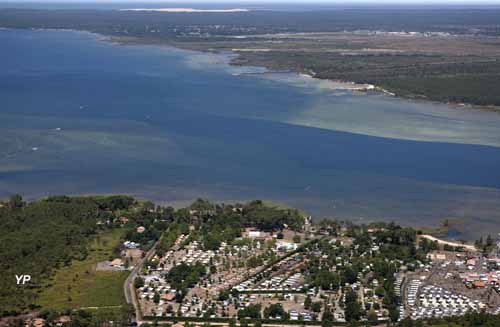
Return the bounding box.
[1,29,500,239]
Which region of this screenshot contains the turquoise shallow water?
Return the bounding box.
[1,29,500,239]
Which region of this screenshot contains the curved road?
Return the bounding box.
[124,241,160,325]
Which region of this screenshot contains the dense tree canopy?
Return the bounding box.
[0,195,139,316]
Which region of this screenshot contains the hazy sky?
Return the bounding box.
[3,0,500,6]
[5,0,500,3]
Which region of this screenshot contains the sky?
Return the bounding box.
[3,0,500,9]
[4,0,500,3]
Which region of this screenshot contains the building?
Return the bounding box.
[244,228,268,239]
[248,231,261,238]
[276,240,298,251]
[161,292,176,301]
[124,241,140,249]
[428,253,447,261]
[111,258,124,267]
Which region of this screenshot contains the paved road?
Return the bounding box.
[124,241,160,325]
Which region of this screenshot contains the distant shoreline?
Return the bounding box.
[1,26,498,113]
[108,34,500,113]
[119,8,250,13]
[0,27,496,241]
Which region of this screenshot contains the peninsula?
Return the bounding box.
[0,7,500,109]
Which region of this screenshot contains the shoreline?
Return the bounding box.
[229,54,500,113]
[107,35,388,93]
[119,8,250,13]
[212,44,500,113]
[2,27,500,243]
[2,27,499,112]
[420,234,478,252]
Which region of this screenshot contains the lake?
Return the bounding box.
[1,29,500,239]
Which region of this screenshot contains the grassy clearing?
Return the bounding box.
[36,228,128,311]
